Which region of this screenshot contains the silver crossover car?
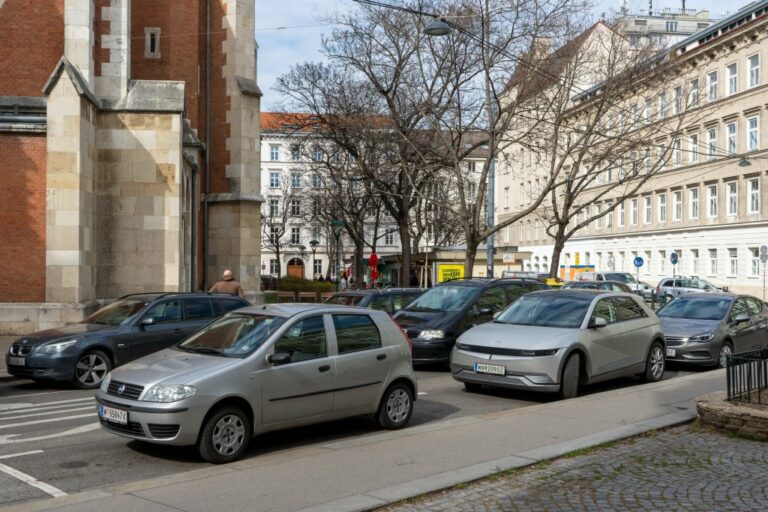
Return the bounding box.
[451,290,665,398]
[95,304,417,463]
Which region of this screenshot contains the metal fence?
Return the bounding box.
[726,348,768,404]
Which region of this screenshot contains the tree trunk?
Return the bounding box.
[464,240,479,278]
[399,224,411,287]
[354,237,365,288]
[549,234,566,279]
[275,247,282,279]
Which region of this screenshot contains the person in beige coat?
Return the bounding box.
[208,269,244,297]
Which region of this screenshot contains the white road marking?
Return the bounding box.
[26,397,94,407]
[0,390,73,399]
[0,423,100,445]
[0,461,67,497]
[0,450,44,460]
[0,406,94,422]
[418,392,427,396]
[0,399,95,415]
[0,413,95,430]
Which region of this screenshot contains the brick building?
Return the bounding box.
[0,0,262,333]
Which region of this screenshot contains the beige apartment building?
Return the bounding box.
[497,1,768,296]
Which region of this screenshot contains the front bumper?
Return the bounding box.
[450,348,562,393]
[411,338,454,363]
[5,352,78,381]
[95,390,209,446]
[665,340,719,365]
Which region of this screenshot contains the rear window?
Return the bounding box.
[216,298,247,314]
[332,314,381,354]
[184,298,215,320]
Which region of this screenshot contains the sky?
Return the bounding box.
[254,0,744,112]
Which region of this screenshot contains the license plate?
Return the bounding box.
[666,348,676,358]
[100,405,128,425]
[9,357,25,366]
[474,362,506,376]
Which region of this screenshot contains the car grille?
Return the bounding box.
[148,424,181,439]
[665,336,687,347]
[412,345,449,360]
[457,343,542,357]
[107,380,144,400]
[100,419,145,437]
[9,344,32,356]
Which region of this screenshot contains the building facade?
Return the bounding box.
[612,4,715,47]
[0,0,262,333]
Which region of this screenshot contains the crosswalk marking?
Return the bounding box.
[0,406,94,422]
[0,461,67,497]
[0,413,95,430]
[0,398,95,416]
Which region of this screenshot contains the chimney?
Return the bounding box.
[649,0,653,16]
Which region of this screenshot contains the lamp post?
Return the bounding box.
[331,220,345,291]
[298,244,307,279]
[309,239,319,279]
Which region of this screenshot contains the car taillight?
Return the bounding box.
[400,327,413,353]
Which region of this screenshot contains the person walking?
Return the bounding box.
[209,269,245,297]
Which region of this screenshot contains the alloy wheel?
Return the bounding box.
[75,353,109,386]
[386,389,411,425]
[719,344,733,369]
[650,345,665,380]
[211,414,246,457]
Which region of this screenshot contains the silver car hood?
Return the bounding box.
[660,317,721,337]
[111,348,242,387]
[457,321,577,350]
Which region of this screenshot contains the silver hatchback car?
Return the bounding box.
[451,290,665,398]
[95,304,417,463]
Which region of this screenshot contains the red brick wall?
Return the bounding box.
[0,0,65,96]
[0,134,47,302]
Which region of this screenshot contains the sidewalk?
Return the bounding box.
[9,370,725,512]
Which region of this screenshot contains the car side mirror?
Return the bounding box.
[478,307,494,316]
[589,317,608,329]
[140,317,155,327]
[266,352,291,366]
[733,312,749,324]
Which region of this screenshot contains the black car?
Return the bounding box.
[5,292,249,389]
[392,278,549,365]
[562,280,634,293]
[324,288,424,316]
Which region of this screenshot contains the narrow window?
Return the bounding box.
[708,71,718,101]
[689,187,699,220]
[707,127,717,160]
[145,27,161,59]
[689,133,699,163]
[727,122,737,155]
[673,190,682,221]
[708,185,718,217]
[749,178,760,214]
[747,116,759,151]
[727,63,738,96]
[726,181,737,217]
[749,54,760,88]
[658,193,666,223]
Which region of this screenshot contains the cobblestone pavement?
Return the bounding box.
[381,425,768,511]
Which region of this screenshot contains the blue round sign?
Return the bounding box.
[670,252,678,265]
[633,256,644,268]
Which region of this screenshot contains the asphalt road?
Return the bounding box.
[0,336,704,507]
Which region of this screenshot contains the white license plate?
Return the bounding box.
[8,357,25,366]
[474,362,506,376]
[100,405,128,425]
[666,348,676,358]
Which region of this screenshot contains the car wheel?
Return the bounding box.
[377,382,414,430]
[642,342,665,382]
[464,382,482,393]
[198,406,251,464]
[717,342,734,369]
[559,353,580,399]
[73,350,112,389]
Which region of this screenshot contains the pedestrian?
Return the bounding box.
[208,269,244,297]
[318,275,325,282]
[339,273,348,290]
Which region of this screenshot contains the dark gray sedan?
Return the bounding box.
[658,293,768,368]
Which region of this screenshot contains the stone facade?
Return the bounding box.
[697,391,768,441]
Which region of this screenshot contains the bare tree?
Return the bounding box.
[261,175,301,279]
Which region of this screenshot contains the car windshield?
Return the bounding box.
[604,273,636,284]
[177,314,286,357]
[565,282,599,289]
[325,295,364,306]
[657,297,731,321]
[496,294,592,328]
[84,298,149,325]
[405,285,478,312]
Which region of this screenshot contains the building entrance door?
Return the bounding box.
[287,258,305,278]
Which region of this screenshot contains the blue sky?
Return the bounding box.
[255,0,740,111]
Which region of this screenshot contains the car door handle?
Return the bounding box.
[318,365,331,373]
[377,354,387,361]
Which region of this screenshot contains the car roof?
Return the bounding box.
[236,303,380,317]
[667,292,737,300]
[119,292,245,300]
[531,289,639,300]
[331,288,422,296]
[438,278,545,287]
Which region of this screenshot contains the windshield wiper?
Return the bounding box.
[180,346,228,357]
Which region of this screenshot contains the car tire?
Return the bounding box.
[464,382,482,393]
[198,406,251,464]
[717,341,734,369]
[641,341,665,383]
[73,350,112,389]
[559,353,580,399]
[376,382,414,430]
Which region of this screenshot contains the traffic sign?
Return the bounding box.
[761,254,768,264]
[633,256,644,268]
[761,245,768,256]
[670,252,678,265]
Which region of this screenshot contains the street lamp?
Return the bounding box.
[424,17,451,36]
[331,220,345,291]
[309,239,319,279]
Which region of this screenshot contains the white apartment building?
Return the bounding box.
[612,3,716,47]
[497,0,768,296]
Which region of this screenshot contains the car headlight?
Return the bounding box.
[688,332,715,342]
[100,372,112,392]
[141,384,196,403]
[38,339,78,355]
[417,330,445,340]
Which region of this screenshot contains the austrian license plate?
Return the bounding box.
[100,405,128,425]
[8,357,25,366]
[474,362,506,376]
[666,348,676,358]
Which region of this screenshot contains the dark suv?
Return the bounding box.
[324,288,424,315]
[392,278,549,364]
[5,292,249,388]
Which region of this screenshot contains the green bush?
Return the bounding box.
[276,276,335,293]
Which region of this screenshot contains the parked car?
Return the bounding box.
[95,304,416,463]
[451,289,665,398]
[6,293,249,389]
[324,288,424,315]
[656,276,724,303]
[656,293,768,368]
[562,280,634,293]
[501,271,565,288]
[574,272,652,301]
[392,278,549,365]
[635,281,657,302]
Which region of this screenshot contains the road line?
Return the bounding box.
[0,450,44,460]
[0,423,101,445]
[28,397,95,407]
[0,400,95,415]
[0,461,67,497]
[0,413,95,430]
[0,406,94,422]
[0,390,73,399]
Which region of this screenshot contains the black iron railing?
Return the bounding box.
[726,348,768,403]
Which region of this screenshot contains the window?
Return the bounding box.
[707,127,717,160]
[290,199,301,216]
[751,248,760,276]
[644,99,652,123]
[384,231,394,245]
[291,145,301,161]
[659,250,666,274]
[658,142,667,170]
[183,299,214,320]
[332,314,381,353]
[689,78,699,107]
[312,173,323,189]
[708,185,718,217]
[709,249,718,275]
[313,146,323,162]
[727,63,738,96]
[727,122,737,155]
[269,145,280,161]
[291,172,301,189]
[606,203,613,228]
[691,249,699,274]
[504,187,510,208]
[144,300,181,323]
[645,250,652,275]
[503,226,510,243]
[674,86,682,115]
[592,298,618,325]
[615,297,647,321]
[596,204,602,229]
[658,193,666,223]
[631,198,638,225]
[726,181,738,217]
[673,190,682,221]
[666,21,678,32]
[619,202,625,227]
[749,178,760,214]
[476,287,506,315]
[729,248,738,276]
[144,27,161,59]
[269,171,280,188]
[673,138,681,165]
[644,147,651,172]
[689,187,699,219]
[268,197,279,216]
[290,227,301,245]
[270,259,279,274]
[690,133,699,163]
[749,54,760,88]
[313,259,322,276]
[708,71,718,101]
[657,93,666,118]
[644,196,652,224]
[274,316,327,364]
[748,116,759,151]
[216,299,247,314]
